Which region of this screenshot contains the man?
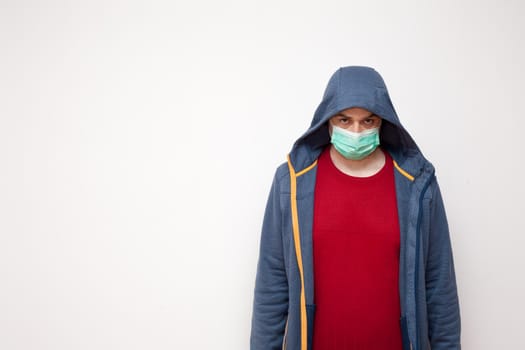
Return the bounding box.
[250,66,461,350]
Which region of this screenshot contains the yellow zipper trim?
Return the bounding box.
[393,160,415,181]
[296,160,318,177]
[287,155,308,350]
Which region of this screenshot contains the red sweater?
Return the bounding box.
[312,147,403,350]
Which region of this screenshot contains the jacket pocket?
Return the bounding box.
[400,315,412,350]
[306,304,316,350]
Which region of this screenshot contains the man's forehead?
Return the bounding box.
[335,110,379,118]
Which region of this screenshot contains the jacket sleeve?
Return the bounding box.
[425,178,461,349]
[250,171,289,350]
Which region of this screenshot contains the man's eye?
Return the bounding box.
[339,118,349,123]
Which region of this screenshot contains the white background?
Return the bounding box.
[1,0,524,349]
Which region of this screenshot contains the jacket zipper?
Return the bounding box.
[413,170,434,350]
[282,317,289,350]
[287,155,309,350]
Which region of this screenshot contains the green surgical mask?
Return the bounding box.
[330,124,380,160]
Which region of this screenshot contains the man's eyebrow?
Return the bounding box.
[336,112,376,118]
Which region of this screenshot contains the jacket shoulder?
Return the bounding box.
[272,161,291,194]
[275,161,289,179]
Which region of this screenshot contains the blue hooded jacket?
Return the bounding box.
[250,66,461,350]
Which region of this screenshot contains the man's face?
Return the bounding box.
[329,107,382,133]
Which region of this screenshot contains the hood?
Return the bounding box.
[289,66,429,176]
